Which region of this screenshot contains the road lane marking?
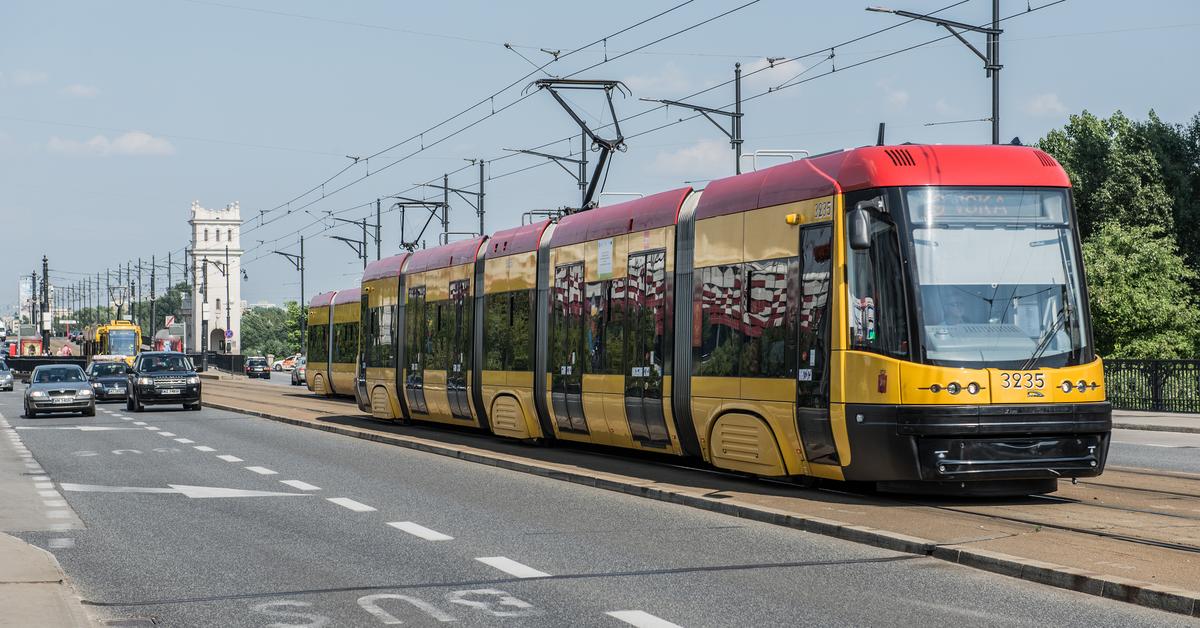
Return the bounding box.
[144,426,160,431]
[280,480,321,491]
[174,438,195,444]
[16,426,136,431]
[194,446,216,452]
[327,498,376,512]
[387,521,453,541]
[216,455,243,462]
[158,432,176,437]
[48,538,75,549]
[245,466,278,475]
[133,422,147,425]
[46,510,71,519]
[59,483,309,498]
[43,499,68,508]
[38,490,59,497]
[35,482,54,489]
[606,610,683,628]
[474,557,549,579]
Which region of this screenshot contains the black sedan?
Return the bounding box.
[127,351,202,412]
[86,360,130,401]
[24,365,95,417]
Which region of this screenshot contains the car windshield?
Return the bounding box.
[108,329,138,356]
[139,355,191,372]
[35,367,85,383]
[247,359,266,366]
[90,363,126,377]
[904,187,1088,369]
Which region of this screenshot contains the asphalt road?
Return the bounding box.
[1108,428,1200,474]
[0,386,1192,627]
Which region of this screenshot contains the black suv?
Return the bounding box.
[127,351,202,412]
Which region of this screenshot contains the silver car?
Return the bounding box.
[24,364,95,417]
[0,361,13,391]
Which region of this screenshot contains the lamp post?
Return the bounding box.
[867,2,1002,144]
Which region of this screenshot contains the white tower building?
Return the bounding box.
[189,201,243,353]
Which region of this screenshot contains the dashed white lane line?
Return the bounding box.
[174,438,195,444]
[475,556,550,579]
[387,521,453,541]
[606,610,683,628]
[194,446,216,452]
[326,497,376,512]
[158,432,177,437]
[279,480,321,491]
[245,466,277,475]
[133,422,147,426]
[216,455,243,462]
[120,417,133,421]
[144,426,160,431]
[38,490,59,498]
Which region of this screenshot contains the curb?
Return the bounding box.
[204,399,1200,619]
[1113,422,1200,435]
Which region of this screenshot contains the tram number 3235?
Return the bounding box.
[999,372,1045,389]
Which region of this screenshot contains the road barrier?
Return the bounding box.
[204,352,244,374]
[3,356,88,376]
[1105,359,1200,413]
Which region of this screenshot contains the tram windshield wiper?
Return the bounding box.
[1020,301,1070,371]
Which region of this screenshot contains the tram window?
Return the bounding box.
[846,204,910,357]
[743,258,799,378]
[405,287,425,370]
[484,293,509,370]
[692,264,743,377]
[307,324,327,362]
[798,226,832,390]
[365,305,393,368]
[510,290,533,371]
[550,263,584,375]
[585,281,606,373]
[428,302,449,371]
[333,322,357,363]
[606,278,626,375]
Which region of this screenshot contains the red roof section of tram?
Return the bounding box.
[696,145,1071,220]
[332,287,361,305]
[487,220,550,258]
[308,291,336,308]
[362,253,409,282]
[403,236,486,274]
[548,187,691,248]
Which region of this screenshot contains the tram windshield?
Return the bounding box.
[107,329,138,356]
[903,187,1088,369]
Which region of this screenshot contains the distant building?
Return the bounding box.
[189,200,243,353]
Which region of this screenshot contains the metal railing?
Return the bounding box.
[204,352,244,374]
[1103,359,1200,413]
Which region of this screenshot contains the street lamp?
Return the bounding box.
[867,2,1002,144]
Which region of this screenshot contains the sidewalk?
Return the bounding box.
[0,416,95,628]
[1113,410,1200,434]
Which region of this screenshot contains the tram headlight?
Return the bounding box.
[1061,381,1074,393]
[1077,379,1089,392]
[946,382,961,395]
[966,382,980,395]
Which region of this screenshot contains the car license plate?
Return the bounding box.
[161,389,181,395]
[109,387,123,393]
[53,397,73,404]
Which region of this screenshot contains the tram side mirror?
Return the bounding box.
[848,207,872,250]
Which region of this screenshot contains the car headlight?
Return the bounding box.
[186,376,200,385]
[76,389,93,398]
[92,382,103,389]
[137,377,153,386]
[30,390,48,399]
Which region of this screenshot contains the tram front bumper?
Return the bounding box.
[841,402,1111,484]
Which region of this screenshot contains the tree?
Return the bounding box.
[1132,111,1200,277]
[284,301,305,353]
[241,306,291,357]
[1081,222,1200,359]
[1039,110,1174,239]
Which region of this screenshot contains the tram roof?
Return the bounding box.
[548,187,691,249]
[695,145,1071,220]
[308,291,336,308]
[331,287,361,305]
[404,236,486,274]
[362,253,409,282]
[486,220,550,259]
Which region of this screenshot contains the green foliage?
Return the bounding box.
[1039,110,1175,238]
[284,301,306,352]
[1081,222,1200,359]
[242,303,303,358]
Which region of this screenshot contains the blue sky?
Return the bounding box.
[2,0,1198,311]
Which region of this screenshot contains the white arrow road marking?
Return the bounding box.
[59,483,310,499]
[16,426,139,431]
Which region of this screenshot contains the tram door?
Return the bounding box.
[405,286,428,414]
[795,225,838,464]
[447,279,472,419]
[551,263,588,433]
[625,251,670,446]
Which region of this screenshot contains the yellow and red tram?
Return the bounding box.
[306,144,1109,495]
